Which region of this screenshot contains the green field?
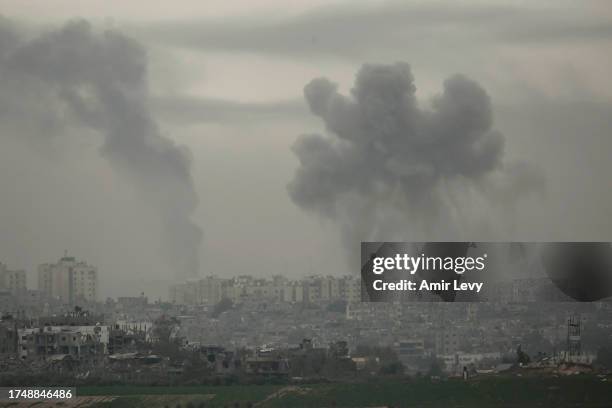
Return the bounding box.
[77,384,278,407]
[76,376,612,408]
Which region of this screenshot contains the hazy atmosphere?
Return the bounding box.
[1,0,611,298]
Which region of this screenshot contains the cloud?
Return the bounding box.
[288,62,544,260]
[143,2,612,58]
[152,95,308,125]
[0,19,203,280]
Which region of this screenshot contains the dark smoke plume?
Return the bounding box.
[289,62,542,260]
[0,20,202,279]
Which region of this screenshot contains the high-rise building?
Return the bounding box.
[196,276,224,305]
[169,274,365,305]
[169,276,226,305]
[338,276,361,303]
[0,263,27,295]
[282,281,304,303]
[38,254,97,303]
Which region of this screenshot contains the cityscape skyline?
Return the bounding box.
[0,1,611,405]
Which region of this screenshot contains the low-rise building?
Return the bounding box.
[18,324,108,362]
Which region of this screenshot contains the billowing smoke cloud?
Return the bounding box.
[0,20,202,279]
[289,62,543,262]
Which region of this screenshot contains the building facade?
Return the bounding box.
[170,274,361,306]
[0,263,27,295]
[38,255,97,303]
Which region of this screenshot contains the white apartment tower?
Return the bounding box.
[38,254,98,303]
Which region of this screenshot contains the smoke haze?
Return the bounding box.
[0,20,202,280]
[289,63,543,264]
[0,1,611,297]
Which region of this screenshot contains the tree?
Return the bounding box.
[210,298,233,318]
[152,315,183,359]
[427,357,444,377]
[353,345,399,366]
[582,323,611,351]
[153,315,180,344]
[517,345,531,365]
[380,361,404,375]
[596,345,612,370]
[522,331,552,356]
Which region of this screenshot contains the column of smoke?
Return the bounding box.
[0,20,202,279]
[289,62,543,269]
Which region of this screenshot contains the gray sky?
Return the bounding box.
[0,0,611,298]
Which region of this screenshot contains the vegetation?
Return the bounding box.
[596,345,612,370]
[517,345,531,365]
[210,299,234,318]
[79,376,612,408]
